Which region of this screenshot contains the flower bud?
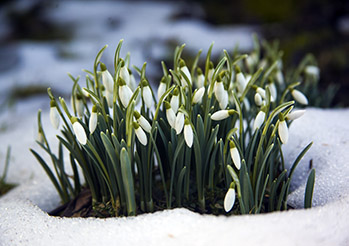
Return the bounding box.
[184,118,193,148]
[286,109,306,121]
[71,117,87,145]
[164,101,176,129]
[196,67,205,88]
[142,80,153,109]
[118,78,133,108]
[133,122,147,146]
[229,141,241,170]
[100,63,114,93]
[180,59,191,87]
[175,111,184,135]
[49,100,60,129]
[253,109,266,132]
[291,89,308,105]
[134,111,152,133]
[157,77,167,100]
[192,87,205,104]
[224,186,236,212]
[211,109,236,121]
[170,88,180,113]
[89,105,98,134]
[254,92,263,106]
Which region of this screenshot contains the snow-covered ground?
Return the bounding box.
[0,108,349,246]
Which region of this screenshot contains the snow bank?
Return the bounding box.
[1,108,349,246]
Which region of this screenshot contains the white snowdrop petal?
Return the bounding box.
[211,110,229,121]
[219,90,228,110]
[305,65,320,78]
[236,73,247,92]
[102,70,114,92]
[143,86,153,109]
[157,83,167,100]
[175,112,184,135]
[253,111,266,132]
[135,127,147,146]
[184,124,193,148]
[106,90,114,108]
[292,90,308,105]
[89,112,98,133]
[181,66,191,86]
[73,122,87,145]
[192,87,205,104]
[224,188,236,212]
[50,107,60,129]
[286,109,306,121]
[129,74,137,91]
[278,120,289,144]
[197,74,205,88]
[230,147,241,170]
[269,83,277,101]
[119,85,133,108]
[256,87,266,99]
[120,66,130,87]
[139,116,152,133]
[170,95,179,113]
[243,97,250,111]
[76,99,84,117]
[166,108,176,129]
[254,93,263,106]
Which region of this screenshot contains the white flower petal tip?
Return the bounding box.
[192,87,205,104]
[184,122,193,148]
[37,132,44,145]
[286,110,306,121]
[157,81,167,100]
[305,65,320,78]
[236,71,247,93]
[73,121,87,145]
[120,66,130,86]
[291,89,308,105]
[105,90,114,108]
[196,73,205,88]
[166,108,176,129]
[224,188,236,212]
[254,93,263,106]
[253,111,266,132]
[134,124,148,146]
[119,84,133,108]
[143,86,153,109]
[211,109,235,121]
[139,116,152,133]
[175,112,184,135]
[89,112,98,134]
[214,81,228,109]
[170,94,179,113]
[278,120,289,144]
[49,107,60,129]
[101,64,114,92]
[180,65,192,86]
[230,146,241,170]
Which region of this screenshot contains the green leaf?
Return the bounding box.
[120,147,136,216]
[304,169,315,209]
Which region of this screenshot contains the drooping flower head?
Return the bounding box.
[49,100,60,129]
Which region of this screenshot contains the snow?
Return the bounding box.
[0,108,349,246]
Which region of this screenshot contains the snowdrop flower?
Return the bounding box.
[37,131,45,145]
[89,105,98,134]
[128,69,137,91]
[192,87,205,104]
[268,82,277,102]
[229,141,241,170]
[120,60,130,87]
[275,70,284,85]
[286,109,306,121]
[254,92,263,106]
[100,63,114,92]
[253,107,266,132]
[118,78,133,108]
[246,53,257,68]
[49,100,60,129]
[133,122,147,146]
[214,76,228,109]
[175,110,185,135]
[76,95,84,117]
[278,114,288,144]
[196,67,205,88]
[208,61,214,83]
[291,89,308,105]
[157,77,167,100]
[105,90,114,108]
[184,118,193,148]
[164,101,176,129]
[142,80,153,109]
[170,88,180,113]
[305,65,320,79]
[71,117,87,145]
[235,66,247,94]
[180,59,191,87]
[134,110,151,133]
[82,87,90,98]
[243,97,250,111]
[211,109,236,121]
[224,185,236,212]
[256,87,266,99]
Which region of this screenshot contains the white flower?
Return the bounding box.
[196,68,205,88]
[278,119,289,144]
[253,110,266,132]
[184,119,193,148]
[305,65,320,79]
[120,64,130,87]
[129,70,137,91]
[286,109,306,121]
[118,78,133,108]
[89,106,98,133]
[170,89,180,113]
[230,142,241,170]
[142,83,153,109]
[134,111,152,133]
[157,79,167,100]
[175,111,184,135]
[134,122,147,146]
[37,131,44,144]
[192,87,205,104]
[291,89,308,105]
[211,109,236,121]
[208,61,214,82]
[254,92,263,106]
[165,102,176,129]
[76,98,84,117]
[180,59,191,87]
[243,97,250,111]
[256,87,266,99]
[236,66,247,93]
[105,90,114,108]
[224,187,236,212]
[214,80,228,109]
[275,70,284,85]
[72,118,87,145]
[268,82,277,102]
[49,103,60,129]
[101,63,114,92]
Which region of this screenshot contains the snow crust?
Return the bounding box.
[1,108,349,246]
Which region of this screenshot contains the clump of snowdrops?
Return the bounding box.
[31,39,315,217]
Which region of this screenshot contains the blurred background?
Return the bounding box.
[0,0,348,119]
